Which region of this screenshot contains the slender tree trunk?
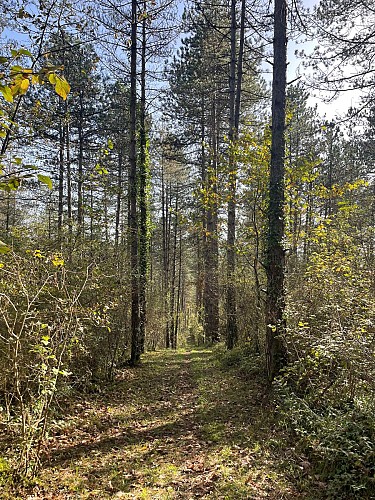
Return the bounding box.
[234,0,245,135]
[196,233,203,324]
[90,184,94,242]
[104,181,109,242]
[5,195,10,232]
[129,0,140,366]
[115,152,123,251]
[204,97,219,344]
[58,118,64,242]
[169,189,178,349]
[66,122,72,244]
[198,93,206,331]
[139,1,148,354]
[77,95,84,236]
[174,223,183,349]
[227,0,245,349]
[161,163,170,348]
[265,0,288,381]
[226,0,238,349]
[252,198,262,354]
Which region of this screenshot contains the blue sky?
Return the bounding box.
[2,0,360,120]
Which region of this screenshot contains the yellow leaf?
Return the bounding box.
[54,75,70,100]
[33,249,44,259]
[48,73,57,85]
[19,77,30,93]
[0,241,10,254]
[0,86,14,103]
[51,254,64,267]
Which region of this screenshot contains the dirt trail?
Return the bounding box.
[21,349,301,499]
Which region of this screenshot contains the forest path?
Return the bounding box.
[31,349,301,499]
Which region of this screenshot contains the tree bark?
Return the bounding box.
[139,0,148,355]
[226,0,238,349]
[77,94,84,236]
[204,97,219,344]
[115,152,123,251]
[129,0,140,366]
[58,118,64,242]
[265,0,288,381]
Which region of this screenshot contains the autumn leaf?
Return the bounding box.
[0,85,13,103]
[54,75,71,100]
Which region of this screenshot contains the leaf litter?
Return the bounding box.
[6,349,304,499]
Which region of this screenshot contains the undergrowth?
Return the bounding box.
[217,343,375,499]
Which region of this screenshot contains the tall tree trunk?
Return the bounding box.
[198,93,206,330]
[196,233,203,324]
[129,0,140,366]
[204,97,219,344]
[90,184,94,242]
[139,0,148,354]
[66,121,72,244]
[174,223,183,349]
[265,0,288,381]
[226,0,238,349]
[161,163,170,348]
[77,95,84,236]
[169,189,178,349]
[227,0,245,349]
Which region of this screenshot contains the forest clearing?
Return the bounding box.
[1,0,374,497]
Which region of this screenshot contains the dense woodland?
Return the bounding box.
[0,0,374,498]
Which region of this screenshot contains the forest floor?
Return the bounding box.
[6,348,312,499]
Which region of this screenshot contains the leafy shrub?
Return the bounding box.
[275,381,375,498]
[219,344,264,379]
[279,206,375,497]
[0,250,89,474]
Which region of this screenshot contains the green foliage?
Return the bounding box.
[280,182,375,498]
[0,46,70,193]
[274,382,375,498]
[37,173,53,190]
[219,344,264,379]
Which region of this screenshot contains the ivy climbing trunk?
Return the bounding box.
[129,0,140,366]
[265,0,288,381]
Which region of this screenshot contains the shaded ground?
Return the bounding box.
[6,349,306,499]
